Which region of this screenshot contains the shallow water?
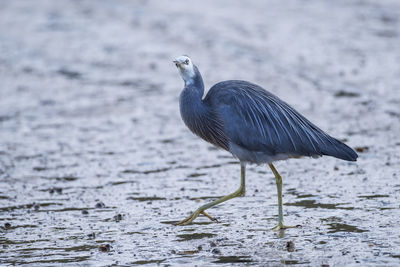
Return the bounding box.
[1,0,400,266]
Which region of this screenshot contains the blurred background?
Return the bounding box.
[0,0,399,265]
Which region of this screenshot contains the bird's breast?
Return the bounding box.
[179,93,229,151]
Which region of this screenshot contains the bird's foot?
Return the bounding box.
[271,222,298,231]
[175,210,218,226]
[201,211,218,222]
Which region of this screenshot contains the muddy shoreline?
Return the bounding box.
[1,0,400,265]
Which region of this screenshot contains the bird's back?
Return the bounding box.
[204,80,358,163]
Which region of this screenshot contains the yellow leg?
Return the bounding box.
[269,163,296,230]
[175,163,246,226]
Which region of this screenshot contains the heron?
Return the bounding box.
[173,55,358,230]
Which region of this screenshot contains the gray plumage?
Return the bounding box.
[174,56,357,165]
[178,64,357,164]
[173,55,357,227]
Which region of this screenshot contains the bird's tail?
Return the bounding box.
[321,137,358,161]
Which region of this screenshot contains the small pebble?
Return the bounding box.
[33,204,40,211]
[211,248,221,254]
[4,222,11,229]
[182,250,197,255]
[49,187,63,194]
[209,241,217,247]
[88,232,96,239]
[82,210,89,215]
[354,146,369,153]
[114,214,122,222]
[286,240,295,252]
[95,202,105,208]
[98,244,111,252]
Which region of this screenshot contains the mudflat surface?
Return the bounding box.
[1,0,400,266]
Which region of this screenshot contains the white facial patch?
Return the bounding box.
[174,55,195,83]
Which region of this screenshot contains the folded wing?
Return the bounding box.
[205,80,357,161]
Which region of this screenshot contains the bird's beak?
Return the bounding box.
[173,60,181,68]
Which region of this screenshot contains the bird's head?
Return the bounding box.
[173,55,196,84]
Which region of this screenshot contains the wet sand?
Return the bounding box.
[1,0,400,265]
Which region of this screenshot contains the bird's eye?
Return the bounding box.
[175,63,179,67]
[185,59,189,65]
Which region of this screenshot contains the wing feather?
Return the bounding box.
[204,80,357,161]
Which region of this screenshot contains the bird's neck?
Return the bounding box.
[183,66,204,97]
[178,69,229,151]
[179,69,208,133]
[180,84,206,118]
